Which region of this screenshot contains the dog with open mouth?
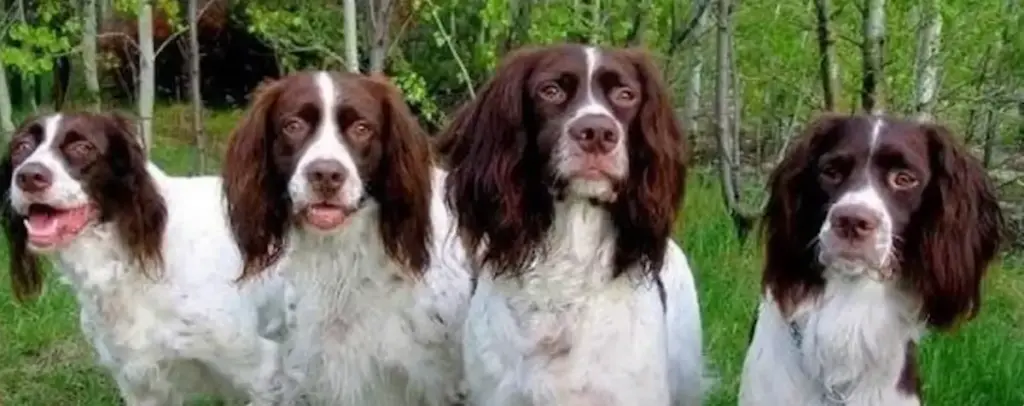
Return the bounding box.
[221,70,472,405]
[1,112,294,405]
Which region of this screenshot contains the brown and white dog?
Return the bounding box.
[221,70,471,405]
[739,114,1004,406]
[437,44,707,406]
[1,112,291,405]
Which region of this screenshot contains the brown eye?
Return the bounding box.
[66,141,96,159]
[10,139,34,158]
[820,164,842,183]
[282,119,306,136]
[611,87,638,106]
[538,83,566,103]
[349,121,373,140]
[888,170,919,190]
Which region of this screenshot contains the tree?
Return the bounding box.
[715,0,755,238]
[861,0,886,114]
[814,0,841,111]
[682,0,711,144]
[138,0,155,151]
[367,0,395,73]
[82,0,102,112]
[0,0,14,141]
[344,0,359,72]
[913,0,941,121]
[188,0,206,173]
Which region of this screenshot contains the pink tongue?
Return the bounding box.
[25,213,60,245]
[24,208,90,247]
[307,207,346,229]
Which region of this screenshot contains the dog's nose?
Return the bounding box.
[829,205,881,241]
[15,162,53,194]
[568,114,620,155]
[304,159,347,195]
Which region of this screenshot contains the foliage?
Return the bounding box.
[0,0,79,75]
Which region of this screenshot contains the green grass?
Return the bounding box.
[1,108,1022,404]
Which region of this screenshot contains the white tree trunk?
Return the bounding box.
[683,0,710,142]
[344,0,360,72]
[188,0,206,173]
[368,0,393,73]
[138,0,155,152]
[82,0,101,112]
[0,0,14,140]
[15,0,37,110]
[814,0,841,111]
[913,0,941,121]
[715,0,739,213]
[0,56,14,141]
[861,0,886,114]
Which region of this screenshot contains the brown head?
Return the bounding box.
[762,114,1004,329]
[221,71,433,278]
[1,112,167,302]
[438,44,687,279]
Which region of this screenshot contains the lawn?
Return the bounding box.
[1,107,1022,405]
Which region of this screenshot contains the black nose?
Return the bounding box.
[568,114,620,154]
[15,162,53,194]
[304,159,347,195]
[830,205,881,241]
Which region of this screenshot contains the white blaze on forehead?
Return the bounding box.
[868,117,884,152]
[564,46,625,137]
[286,71,364,207]
[24,114,64,168]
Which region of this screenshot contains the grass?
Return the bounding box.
[1,107,1023,405]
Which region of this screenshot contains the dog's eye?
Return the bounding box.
[538,83,566,104]
[888,170,919,190]
[610,87,638,107]
[10,139,34,159]
[282,119,307,136]
[66,141,96,159]
[348,121,373,141]
[819,163,843,184]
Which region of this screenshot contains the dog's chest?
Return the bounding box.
[792,277,920,399]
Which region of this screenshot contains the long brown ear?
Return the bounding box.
[610,48,687,278]
[905,123,1004,330]
[363,74,433,273]
[441,47,554,276]
[761,113,848,314]
[94,111,167,274]
[222,79,291,278]
[1,137,44,302]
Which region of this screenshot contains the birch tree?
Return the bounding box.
[0,65,13,141]
[188,0,206,173]
[0,0,14,141]
[715,0,755,237]
[344,0,359,72]
[814,0,841,111]
[82,0,102,112]
[682,0,711,143]
[861,0,886,114]
[138,0,155,151]
[367,0,394,73]
[913,0,941,121]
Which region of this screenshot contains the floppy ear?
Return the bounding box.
[1,140,44,302]
[609,48,687,278]
[97,111,167,275]
[441,47,555,276]
[221,79,291,279]
[363,74,434,273]
[905,123,1004,330]
[760,113,847,314]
